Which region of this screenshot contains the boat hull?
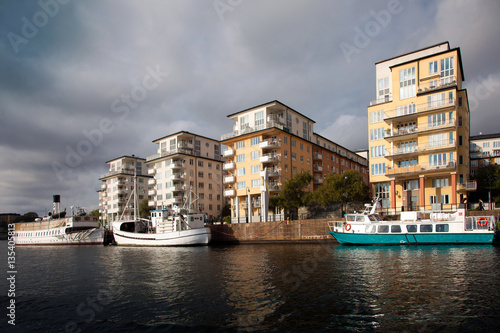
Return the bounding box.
[113,227,211,246]
[14,228,104,245]
[327,231,494,245]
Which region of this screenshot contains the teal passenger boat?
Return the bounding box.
[327,200,498,245]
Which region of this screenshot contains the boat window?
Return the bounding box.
[420,224,433,232]
[368,215,379,222]
[436,224,449,232]
[378,225,389,233]
[346,216,356,222]
[355,216,365,222]
[406,225,417,232]
[391,225,402,233]
[365,225,377,233]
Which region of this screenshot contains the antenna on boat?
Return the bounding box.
[369,196,380,215]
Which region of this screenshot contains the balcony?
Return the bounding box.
[148,168,156,175]
[260,139,281,149]
[172,173,185,180]
[223,148,235,158]
[457,181,477,192]
[386,146,419,158]
[224,162,235,170]
[384,99,455,121]
[260,154,281,163]
[221,120,286,141]
[148,189,156,196]
[313,152,323,160]
[384,126,418,141]
[172,196,183,203]
[369,94,393,106]
[171,161,184,169]
[172,184,184,192]
[100,167,135,179]
[417,76,457,94]
[148,200,156,207]
[148,179,156,185]
[224,175,235,184]
[419,140,456,153]
[313,178,324,185]
[224,189,235,197]
[386,161,456,176]
[267,170,281,178]
[101,183,107,189]
[313,165,323,173]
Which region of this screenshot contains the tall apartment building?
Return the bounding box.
[367,42,473,213]
[145,131,224,220]
[470,132,500,174]
[221,100,368,223]
[99,155,151,227]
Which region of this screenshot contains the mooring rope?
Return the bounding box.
[209,219,287,237]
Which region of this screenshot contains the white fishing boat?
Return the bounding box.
[13,195,104,245]
[111,174,211,246]
[327,198,498,245]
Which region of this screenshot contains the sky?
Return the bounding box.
[1,0,500,216]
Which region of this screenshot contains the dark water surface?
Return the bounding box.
[1,242,499,332]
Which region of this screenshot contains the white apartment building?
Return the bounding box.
[470,132,500,172]
[145,131,224,221]
[99,155,151,227]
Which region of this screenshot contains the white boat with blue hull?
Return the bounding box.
[327,200,497,245]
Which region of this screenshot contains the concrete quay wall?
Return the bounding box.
[210,218,337,244]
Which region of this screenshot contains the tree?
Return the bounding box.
[312,169,369,207]
[14,212,39,223]
[470,164,500,205]
[272,171,313,214]
[89,209,100,217]
[139,198,153,219]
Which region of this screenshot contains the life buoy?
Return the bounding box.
[345,223,351,231]
[477,217,487,227]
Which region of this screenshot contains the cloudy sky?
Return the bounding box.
[1,0,499,215]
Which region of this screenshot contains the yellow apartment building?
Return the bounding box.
[221,100,368,223]
[368,42,473,213]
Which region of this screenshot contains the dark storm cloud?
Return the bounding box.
[1,0,499,214]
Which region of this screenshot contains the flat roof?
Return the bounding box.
[227,100,316,123]
[375,41,450,65]
[105,155,146,164]
[152,131,220,144]
[470,132,500,141]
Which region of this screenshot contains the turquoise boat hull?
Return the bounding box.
[327,231,494,245]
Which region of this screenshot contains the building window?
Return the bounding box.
[251,137,260,146]
[459,155,463,165]
[378,77,390,100]
[403,180,419,191]
[458,97,463,107]
[255,111,264,130]
[240,115,249,131]
[291,139,296,147]
[237,181,245,190]
[236,140,245,149]
[370,110,385,124]
[237,168,245,176]
[249,151,259,160]
[236,154,245,163]
[440,56,455,84]
[441,195,450,204]
[458,116,463,127]
[432,178,449,188]
[375,183,390,208]
[251,179,260,188]
[370,128,385,141]
[458,135,463,146]
[429,60,438,74]
[396,103,416,116]
[370,145,385,158]
[399,66,416,100]
[371,163,386,176]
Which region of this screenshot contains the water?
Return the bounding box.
[1,243,499,332]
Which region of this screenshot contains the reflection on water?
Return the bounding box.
[1,243,499,332]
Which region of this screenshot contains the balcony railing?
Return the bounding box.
[457,181,477,191]
[369,94,393,106]
[313,152,323,160]
[260,154,281,163]
[260,139,281,149]
[223,148,235,158]
[386,161,456,176]
[384,99,455,119]
[224,175,235,184]
[417,76,457,93]
[146,148,195,162]
[313,165,323,172]
[224,162,235,170]
[267,170,281,178]
[221,120,285,141]
[100,168,135,179]
[224,189,235,197]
